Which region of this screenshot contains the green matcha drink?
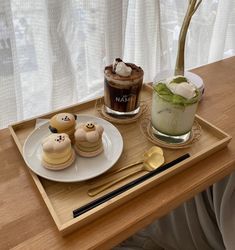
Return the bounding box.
[151,75,200,143]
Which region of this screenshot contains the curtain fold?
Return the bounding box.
[1,0,235,128]
[208,1,234,62]
[0,0,23,127]
[105,0,123,64]
[123,0,162,82]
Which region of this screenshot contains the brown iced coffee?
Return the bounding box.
[104,58,144,117]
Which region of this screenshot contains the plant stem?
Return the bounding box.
[174,0,202,76]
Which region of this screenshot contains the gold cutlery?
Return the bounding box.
[88,150,164,197]
[107,146,164,175]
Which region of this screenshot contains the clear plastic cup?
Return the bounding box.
[151,75,200,144]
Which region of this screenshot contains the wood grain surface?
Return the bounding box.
[1,57,235,249]
[8,85,231,236]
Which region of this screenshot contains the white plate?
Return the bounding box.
[23,115,123,182]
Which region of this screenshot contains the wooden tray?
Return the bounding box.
[8,85,232,235]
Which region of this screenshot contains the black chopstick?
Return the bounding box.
[73,153,190,218]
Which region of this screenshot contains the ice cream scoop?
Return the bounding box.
[112,58,132,77]
[166,75,197,99]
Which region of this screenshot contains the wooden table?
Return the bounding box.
[1,57,235,250]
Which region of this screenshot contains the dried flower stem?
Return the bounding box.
[174,0,202,76]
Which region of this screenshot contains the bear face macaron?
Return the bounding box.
[49,113,77,144]
[74,121,104,157]
[41,133,75,170]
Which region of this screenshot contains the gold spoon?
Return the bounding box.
[88,152,164,197]
[107,146,164,175]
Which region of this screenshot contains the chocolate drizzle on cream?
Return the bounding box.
[112,58,122,73]
[112,58,132,77]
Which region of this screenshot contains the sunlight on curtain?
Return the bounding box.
[0,0,235,128]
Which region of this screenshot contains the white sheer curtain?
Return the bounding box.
[0,0,235,128]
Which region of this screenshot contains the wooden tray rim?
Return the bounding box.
[8,87,232,234]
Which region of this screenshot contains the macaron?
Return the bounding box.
[74,121,104,157]
[41,133,75,170]
[49,113,77,144]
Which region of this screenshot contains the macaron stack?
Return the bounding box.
[41,113,105,170]
[74,121,104,157]
[41,133,75,170]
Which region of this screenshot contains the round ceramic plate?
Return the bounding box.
[23,115,123,182]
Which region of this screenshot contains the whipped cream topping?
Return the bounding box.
[165,75,197,99]
[112,58,132,77]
